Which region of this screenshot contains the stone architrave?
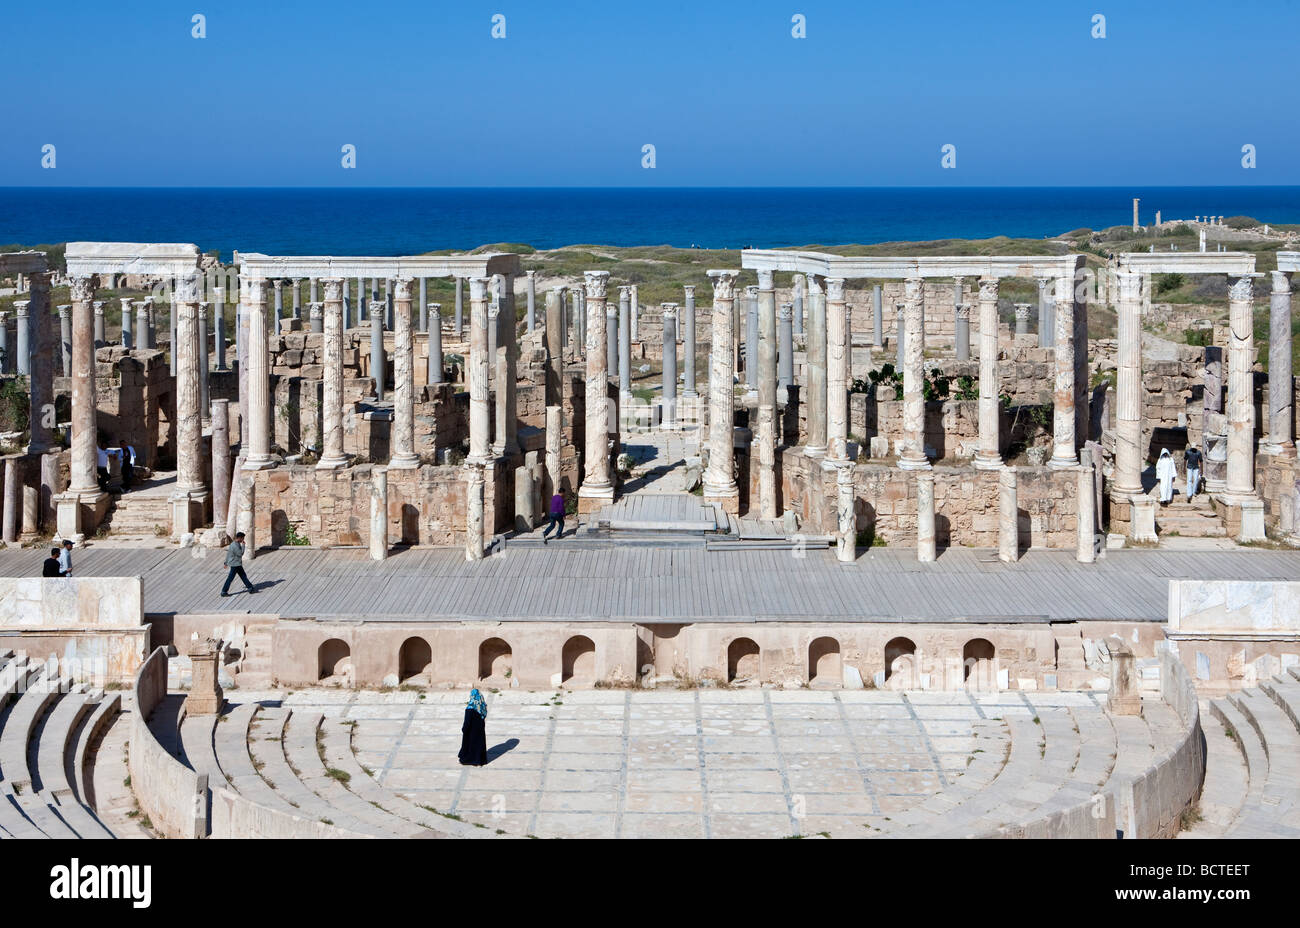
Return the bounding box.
[704,270,741,513]
[998,467,1019,563]
[369,468,388,561]
[1263,271,1294,455]
[1112,272,1144,502]
[211,398,231,527]
[467,278,492,464]
[317,280,348,470]
[825,278,850,464]
[682,286,697,399]
[899,278,929,470]
[917,471,936,563]
[578,271,614,512]
[1077,463,1096,564]
[390,277,419,468]
[804,275,827,457]
[1224,276,1259,504]
[1049,275,1078,467]
[662,304,679,430]
[836,463,855,564]
[954,303,971,362]
[241,278,274,470]
[427,303,444,384]
[757,271,779,516]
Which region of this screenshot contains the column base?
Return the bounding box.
[242,456,276,471]
[897,456,932,471]
[54,490,110,542]
[804,444,827,459]
[577,484,615,515]
[972,454,1004,471]
[1260,440,1296,458]
[387,454,420,470]
[704,490,740,516]
[316,455,350,471]
[1128,495,1158,544]
[171,490,211,540]
[1047,453,1079,470]
[1227,498,1266,543]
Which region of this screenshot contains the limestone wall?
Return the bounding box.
[128,646,207,839]
[0,576,143,628]
[1168,579,1300,635]
[92,347,172,469]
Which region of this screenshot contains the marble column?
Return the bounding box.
[212,398,231,529]
[899,278,929,470]
[0,312,7,374]
[58,304,71,376]
[526,270,537,332]
[1014,303,1031,337]
[1077,463,1096,564]
[317,279,347,470]
[291,279,303,320]
[454,277,465,339]
[793,275,805,338]
[704,270,741,513]
[341,279,352,329]
[778,302,794,391]
[310,279,318,303]
[464,462,484,561]
[1073,271,1089,455]
[683,285,697,400]
[370,468,388,560]
[198,302,211,426]
[93,301,105,346]
[418,279,427,332]
[872,285,883,347]
[169,297,178,375]
[385,279,395,331]
[68,276,100,493]
[1036,277,1051,348]
[545,405,562,500]
[241,277,274,470]
[662,304,679,430]
[26,272,56,455]
[744,285,759,391]
[1049,275,1078,468]
[272,280,285,330]
[214,289,228,371]
[757,270,779,517]
[467,278,492,464]
[1112,271,1144,502]
[974,279,1003,469]
[578,271,613,511]
[144,299,156,348]
[1263,271,1295,455]
[804,275,827,457]
[500,276,519,456]
[917,472,936,563]
[121,299,133,350]
[309,302,323,334]
[487,301,499,379]
[617,286,632,399]
[15,301,29,376]
[428,303,444,384]
[629,285,640,343]
[174,276,205,505]
[954,303,971,362]
[998,467,1019,563]
[952,277,964,333]
[236,471,256,558]
[836,462,856,563]
[370,295,386,401]
[606,299,619,378]
[1225,276,1260,501]
[895,305,905,370]
[2,458,18,545]
[390,277,418,468]
[826,279,850,464]
[545,288,563,408]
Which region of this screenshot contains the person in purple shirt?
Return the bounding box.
[541,492,566,543]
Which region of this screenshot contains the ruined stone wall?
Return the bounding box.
[91,346,172,469]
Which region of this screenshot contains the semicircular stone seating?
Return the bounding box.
[0,651,123,839]
[1181,667,1300,839]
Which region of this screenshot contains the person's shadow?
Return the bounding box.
[485,738,519,764]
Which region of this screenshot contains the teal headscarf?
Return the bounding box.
[467,688,488,720]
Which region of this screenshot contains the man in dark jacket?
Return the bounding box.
[220,532,257,597]
[541,492,566,543]
[42,548,62,577]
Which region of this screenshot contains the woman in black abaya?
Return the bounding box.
[458,688,489,765]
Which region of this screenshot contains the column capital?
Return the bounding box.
[198,301,209,319]
[954,303,972,321]
[487,301,500,319]
[394,277,414,300]
[706,269,741,300]
[13,301,29,318]
[428,302,442,312]
[1035,276,1052,291]
[583,270,610,299]
[121,297,134,313]
[618,285,632,298]
[176,271,201,303]
[805,273,824,295]
[660,301,679,316]
[69,275,98,303]
[469,276,490,301]
[1271,270,1292,294]
[1013,303,1032,320]
[683,285,695,297]
[1229,276,1256,302]
[825,278,846,301]
[744,284,759,299]
[978,277,999,301]
[241,277,268,304]
[903,277,923,300]
[93,300,105,315]
[1116,270,1142,303]
[57,303,70,319]
[756,269,774,291]
[952,275,965,285]
[778,301,793,321]
[271,279,284,292]
[525,269,536,279]
[321,277,344,301]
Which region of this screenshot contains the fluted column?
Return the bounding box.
[467,278,492,463]
[427,303,444,384]
[974,278,1003,470]
[175,275,205,494]
[1049,275,1078,467]
[578,271,613,510]
[683,285,697,399]
[317,279,347,469]
[241,277,274,470]
[68,275,100,492]
[390,277,418,468]
[1264,271,1294,455]
[804,275,827,457]
[1112,271,1144,501]
[704,270,740,512]
[899,277,929,470]
[1226,276,1260,500]
[757,270,779,517]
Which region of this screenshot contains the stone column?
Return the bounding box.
[617,287,632,405]
[390,277,418,468]
[427,303,444,384]
[2,458,19,545]
[954,303,971,362]
[14,301,29,376]
[487,301,499,379]
[1225,276,1260,501]
[67,277,100,495]
[142,299,155,349]
[630,285,640,343]
[895,304,905,370]
[58,304,71,376]
[545,288,563,408]
[872,285,883,347]
[606,299,619,379]
[169,297,178,376]
[0,312,7,375]
[1049,275,1078,468]
[309,279,318,304]
[998,467,1019,563]
[370,468,388,560]
[292,279,303,320]
[662,304,679,430]
[683,285,697,400]
[917,472,936,563]
[241,277,274,470]
[211,398,231,529]
[317,279,347,470]
[757,270,779,517]
[26,273,55,455]
[198,302,211,426]
[93,301,105,346]
[173,275,207,536]
[1073,270,1090,456]
[464,462,484,561]
[1035,277,1051,348]
[1263,271,1295,455]
[1112,271,1144,502]
[120,299,133,351]
[836,462,856,563]
[214,289,228,370]
[974,280,1003,471]
[899,278,929,470]
[745,286,759,390]
[826,278,850,464]
[1077,463,1096,564]
[309,302,323,334]
[370,295,386,401]
[578,271,613,512]
[467,278,492,463]
[778,301,794,391]
[236,471,256,558]
[454,276,465,338]
[704,270,740,513]
[272,280,284,330]
[1014,303,1031,337]
[545,405,562,499]
[793,275,805,338]
[502,275,519,457]
[805,275,827,457]
[526,270,536,332]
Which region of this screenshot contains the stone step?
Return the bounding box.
[1209,698,1271,837]
[72,693,121,809]
[1259,678,1300,735]
[216,703,303,818]
[1228,689,1300,835]
[0,782,49,838]
[1177,710,1248,839]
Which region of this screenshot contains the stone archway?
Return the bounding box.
[561,635,596,685]
[885,636,918,689]
[727,637,760,683]
[963,638,997,691]
[478,637,512,681]
[808,637,840,686]
[398,636,432,683]
[318,638,351,682]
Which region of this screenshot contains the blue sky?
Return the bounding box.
[2,0,1296,187]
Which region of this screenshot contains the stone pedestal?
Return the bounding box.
[1106,637,1142,716]
[185,639,225,716]
[1129,496,1157,544]
[917,472,936,563]
[998,467,1018,563]
[369,468,388,560]
[1234,499,1265,543]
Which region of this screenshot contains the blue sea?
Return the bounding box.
[2,187,1299,260]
